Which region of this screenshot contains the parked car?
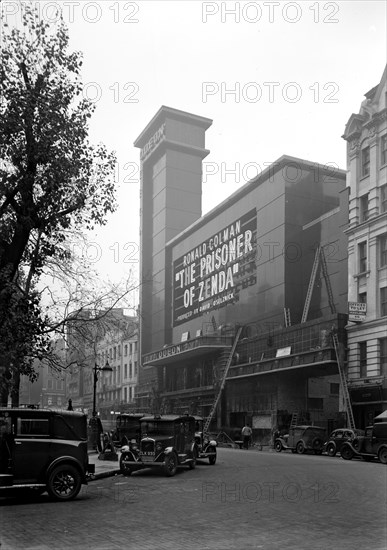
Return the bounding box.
[112,413,145,447]
[274,425,326,455]
[323,428,364,457]
[0,407,95,500]
[120,414,198,477]
[194,416,217,465]
[340,422,387,464]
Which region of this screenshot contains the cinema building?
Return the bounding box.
[135,106,349,440]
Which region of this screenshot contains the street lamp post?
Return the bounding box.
[92,360,112,417]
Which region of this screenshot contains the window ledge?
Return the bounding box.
[353,271,370,279]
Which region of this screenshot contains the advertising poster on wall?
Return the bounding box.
[173,209,257,326]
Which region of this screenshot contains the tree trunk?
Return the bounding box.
[11,371,20,407]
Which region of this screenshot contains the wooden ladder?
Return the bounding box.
[203,326,243,433]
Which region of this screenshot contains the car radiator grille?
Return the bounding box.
[141,440,155,461]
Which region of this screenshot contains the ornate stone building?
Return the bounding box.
[342,65,387,427]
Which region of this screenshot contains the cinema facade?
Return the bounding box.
[134,106,349,441]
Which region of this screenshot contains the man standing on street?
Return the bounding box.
[242,423,252,449]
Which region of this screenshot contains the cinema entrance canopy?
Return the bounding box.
[142,334,233,367]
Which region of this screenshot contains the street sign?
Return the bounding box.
[348,301,367,322]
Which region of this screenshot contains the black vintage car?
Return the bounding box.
[340,422,387,464]
[120,414,197,477]
[112,413,145,447]
[194,416,217,465]
[274,425,326,455]
[0,408,94,500]
[323,428,364,457]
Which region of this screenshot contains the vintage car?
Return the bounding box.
[120,414,198,477]
[194,416,217,465]
[112,413,145,447]
[274,425,326,455]
[340,422,387,464]
[323,428,364,457]
[0,407,94,500]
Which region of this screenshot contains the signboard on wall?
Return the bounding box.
[173,209,257,326]
[348,301,367,322]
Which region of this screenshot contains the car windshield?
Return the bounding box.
[118,419,140,430]
[141,421,175,437]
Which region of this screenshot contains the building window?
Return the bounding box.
[124,364,127,379]
[124,344,128,356]
[359,342,367,378]
[381,134,387,166]
[47,379,53,390]
[381,287,387,317]
[135,342,138,352]
[129,343,132,355]
[361,146,370,177]
[358,292,367,303]
[134,361,138,375]
[129,363,132,378]
[114,347,117,360]
[381,185,387,214]
[360,194,369,222]
[129,387,133,401]
[380,234,387,267]
[358,242,367,273]
[307,397,323,410]
[380,338,387,375]
[330,383,340,395]
[118,345,121,357]
[124,387,127,402]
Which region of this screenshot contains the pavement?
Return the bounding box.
[88,450,121,480]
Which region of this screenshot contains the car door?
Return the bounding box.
[363,427,374,454]
[13,415,51,482]
[0,413,13,474]
[334,430,344,451]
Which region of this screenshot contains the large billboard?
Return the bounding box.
[173,209,257,326]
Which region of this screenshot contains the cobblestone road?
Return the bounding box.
[1,448,386,550]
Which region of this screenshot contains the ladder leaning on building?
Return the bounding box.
[203,326,244,434]
[301,244,356,430]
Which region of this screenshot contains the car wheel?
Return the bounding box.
[47,464,82,501]
[326,443,336,457]
[340,444,354,461]
[378,447,387,464]
[296,441,305,454]
[274,441,282,452]
[208,450,217,465]
[120,454,132,476]
[188,448,197,470]
[164,453,178,477]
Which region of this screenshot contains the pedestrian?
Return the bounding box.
[241,423,252,449]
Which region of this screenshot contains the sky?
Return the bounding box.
[3,0,387,306]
